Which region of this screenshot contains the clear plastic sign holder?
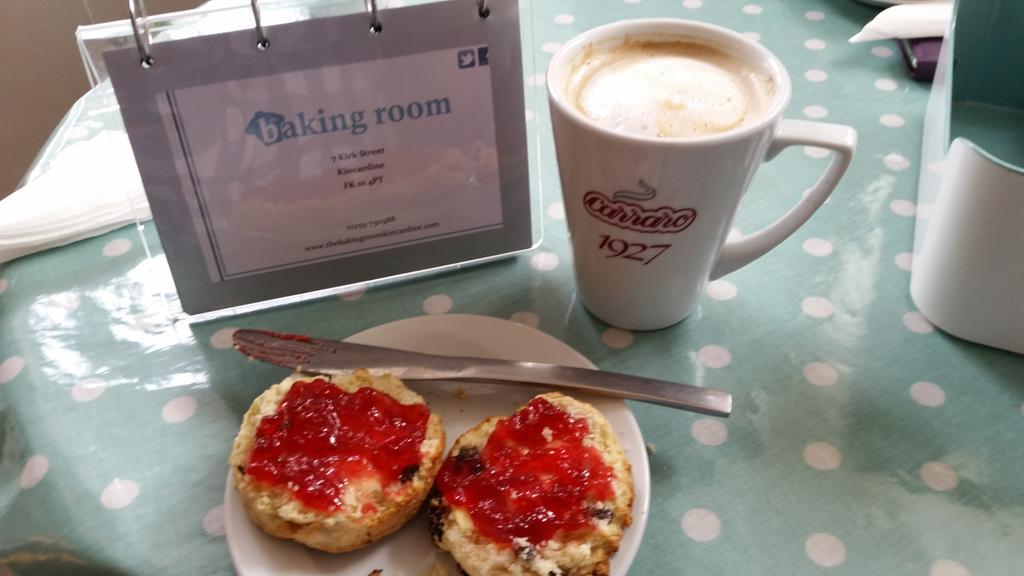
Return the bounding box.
[76,0,541,322]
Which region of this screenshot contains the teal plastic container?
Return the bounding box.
[947,0,1024,171]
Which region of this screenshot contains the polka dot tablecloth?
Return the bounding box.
[2,1,1023,575]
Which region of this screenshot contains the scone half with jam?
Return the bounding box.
[430,392,634,576]
[229,370,444,552]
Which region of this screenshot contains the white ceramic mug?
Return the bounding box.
[548,19,857,331]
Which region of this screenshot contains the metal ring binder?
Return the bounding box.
[128,0,153,67]
[126,0,495,62]
[251,0,269,50]
[365,0,382,34]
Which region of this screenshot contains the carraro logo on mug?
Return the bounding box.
[582,180,697,233]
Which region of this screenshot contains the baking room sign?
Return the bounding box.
[107,0,531,315]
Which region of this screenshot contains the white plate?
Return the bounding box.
[225,314,651,576]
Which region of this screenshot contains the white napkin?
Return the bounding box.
[0,131,150,264]
[849,1,953,43]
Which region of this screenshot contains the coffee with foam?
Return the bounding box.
[566,40,775,138]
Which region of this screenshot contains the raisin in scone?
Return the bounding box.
[430,392,633,576]
[229,370,444,552]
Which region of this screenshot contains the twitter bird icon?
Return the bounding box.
[457,48,476,69]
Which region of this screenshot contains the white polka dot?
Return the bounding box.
[101,478,140,509]
[510,311,540,328]
[338,284,366,301]
[53,293,80,310]
[903,311,935,334]
[921,461,959,492]
[884,153,911,171]
[705,279,737,301]
[162,395,197,423]
[871,45,894,58]
[697,345,732,368]
[880,114,905,127]
[805,533,846,567]
[742,31,761,42]
[805,10,825,21]
[895,252,913,271]
[802,238,833,257]
[71,377,107,402]
[875,78,898,91]
[0,356,25,384]
[804,69,828,82]
[691,419,728,446]
[209,327,239,350]
[804,146,830,159]
[526,74,546,87]
[130,313,159,332]
[102,238,133,257]
[804,362,838,386]
[803,105,829,119]
[728,227,743,241]
[681,508,721,541]
[683,0,703,8]
[889,199,916,216]
[804,442,842,470]
[541,42,563,54]
[910,381,946,407]
[525,109,535,122]
[203,505,226,536]
[0,278,7,295]
[624,0,642,3]
[742,4,763,15]
[802,296,834,318]
[804,38,827,50]
[602,328,634,349]
[530,251,559,271]
[546,202,565,220]
[422,294,453,315]
[931,560,972,576]
[554,13,575,25]
[19,455,49,490]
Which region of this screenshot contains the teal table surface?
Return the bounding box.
[2,1,1023,575]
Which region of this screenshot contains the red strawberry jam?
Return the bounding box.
[436,397,616,545]
[246,378,430,512]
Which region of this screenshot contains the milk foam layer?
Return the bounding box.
[568,40,776,138]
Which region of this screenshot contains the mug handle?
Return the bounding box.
[710,119,857,279]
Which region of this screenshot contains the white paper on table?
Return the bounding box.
[849,1,953,43]
[0,131,150,264]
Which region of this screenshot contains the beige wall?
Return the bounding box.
[0,0,200,199]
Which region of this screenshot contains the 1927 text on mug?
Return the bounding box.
[582,181,697,265]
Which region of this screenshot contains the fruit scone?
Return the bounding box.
[430,392,634,576]
[229,370,444,552]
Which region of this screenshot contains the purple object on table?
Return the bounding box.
[899,37,943,82]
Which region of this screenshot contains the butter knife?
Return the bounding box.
[232,329,732,417]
